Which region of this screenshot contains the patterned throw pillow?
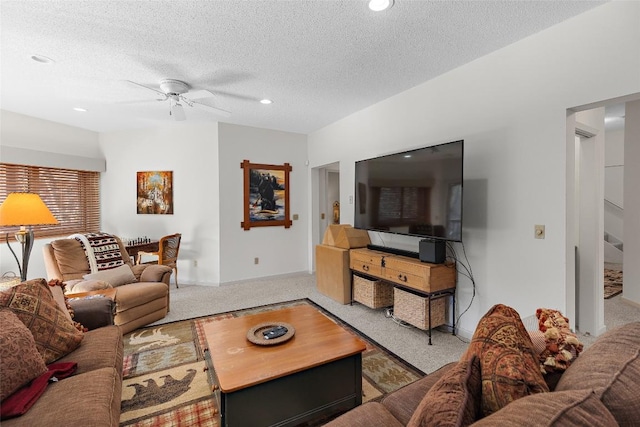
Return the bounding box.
[535,308,583,374]
[0,309,48,401]
[462,304,549,417]
[0,278,84,364]
[407,355,481,427]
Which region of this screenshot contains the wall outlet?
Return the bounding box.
[293,214,299,220]
[254,257,259,265]
[534,224,545,239]
[193,259,198,267]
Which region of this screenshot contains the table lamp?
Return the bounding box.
[0,193,59,281]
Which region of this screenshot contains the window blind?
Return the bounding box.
[0,163,100,239]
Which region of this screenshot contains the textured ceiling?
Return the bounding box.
[0,0,606,134]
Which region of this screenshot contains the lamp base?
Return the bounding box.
[4,227,33,282]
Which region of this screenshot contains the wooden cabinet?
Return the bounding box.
[350,248,456,294]
[349,248,456,344]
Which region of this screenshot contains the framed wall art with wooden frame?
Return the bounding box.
[241,160,292,230]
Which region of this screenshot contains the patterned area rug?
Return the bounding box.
[604,268,623,299]
[120,299,424,426]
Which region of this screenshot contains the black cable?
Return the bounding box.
[446,240,476,341]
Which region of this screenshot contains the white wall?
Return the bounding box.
[99,122,220,285]
[217,123,308,283]
[307,1,640,336]
[604,128,624,240]
[623,100,640,305]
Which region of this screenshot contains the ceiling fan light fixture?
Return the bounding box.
[369,0,394,12]
[171,103,186,121]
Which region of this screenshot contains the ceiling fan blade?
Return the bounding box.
[171,104,186,121]
[191,100,231,117]
[126,80,166,97]
[186,89,215,100]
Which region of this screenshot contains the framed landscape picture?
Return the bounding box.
[241,160,292,230]
[137,171,174,214]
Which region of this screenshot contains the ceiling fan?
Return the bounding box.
[126,79,231,121]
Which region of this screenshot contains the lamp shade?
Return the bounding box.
[0,193,59,226]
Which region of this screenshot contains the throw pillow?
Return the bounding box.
[0,309,48,401]
[83,264,136,287]
[535,308,583,374]
[65,279,112,294]
[0,278,84,364]
[407,355,481,427]
[462,304,549,417]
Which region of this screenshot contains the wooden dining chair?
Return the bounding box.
[137,233,181,288]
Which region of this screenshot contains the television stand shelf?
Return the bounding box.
[349,248,457,344]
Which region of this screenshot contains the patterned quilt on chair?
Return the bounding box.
[70,232,124,272]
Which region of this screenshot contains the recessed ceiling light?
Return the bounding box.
[31,54,55,64]
[260,99,273,105]
[73,107,87,112]
[369,0,394,12]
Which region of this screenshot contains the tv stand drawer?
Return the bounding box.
[350,248,385,277]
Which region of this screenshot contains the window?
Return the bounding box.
[0,163,100,238]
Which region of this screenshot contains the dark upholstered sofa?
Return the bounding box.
[325,321,640,426]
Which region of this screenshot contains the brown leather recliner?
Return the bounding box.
[43,236,172,334]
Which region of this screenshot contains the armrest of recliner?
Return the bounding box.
[133,264,172,284]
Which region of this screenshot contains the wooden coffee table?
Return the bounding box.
[202,304,366,427]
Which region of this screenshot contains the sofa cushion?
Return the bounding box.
[0,309,48,401]
[0,367,122,427]
[57,325,123,377]
[555,322,640,426]
[407,356,481,427]
[50,238,90,280]
[0,278,84,364]
[470,388,618,426]
[83,264,137,287]
[462,304,548,417]
[382,362,457,425]
[322,402,403,427]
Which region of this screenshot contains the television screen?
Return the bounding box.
[354,140,463,242]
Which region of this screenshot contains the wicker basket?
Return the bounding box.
[353,275,394,309]
[393,287,446,330]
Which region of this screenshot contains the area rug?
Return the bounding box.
[120,299,424,426]
[604,268,623,299]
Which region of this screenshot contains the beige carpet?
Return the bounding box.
[120,299,424,426]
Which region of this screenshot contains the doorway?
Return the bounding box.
[311,162,340,269]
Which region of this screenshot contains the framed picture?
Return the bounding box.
[137,171,174,214]
[241,160,292,230]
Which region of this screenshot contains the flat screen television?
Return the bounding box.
[354,140,463,242]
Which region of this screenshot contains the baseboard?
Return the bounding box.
[219,271,312,287]
[621,296,640,309]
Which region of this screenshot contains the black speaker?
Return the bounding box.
[419,239,446,264]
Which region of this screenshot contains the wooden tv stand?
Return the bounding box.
[349,247,457,344]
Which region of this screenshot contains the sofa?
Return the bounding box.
[325,307,640,426]
[43,235,172,334]
[1,279,123,426]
